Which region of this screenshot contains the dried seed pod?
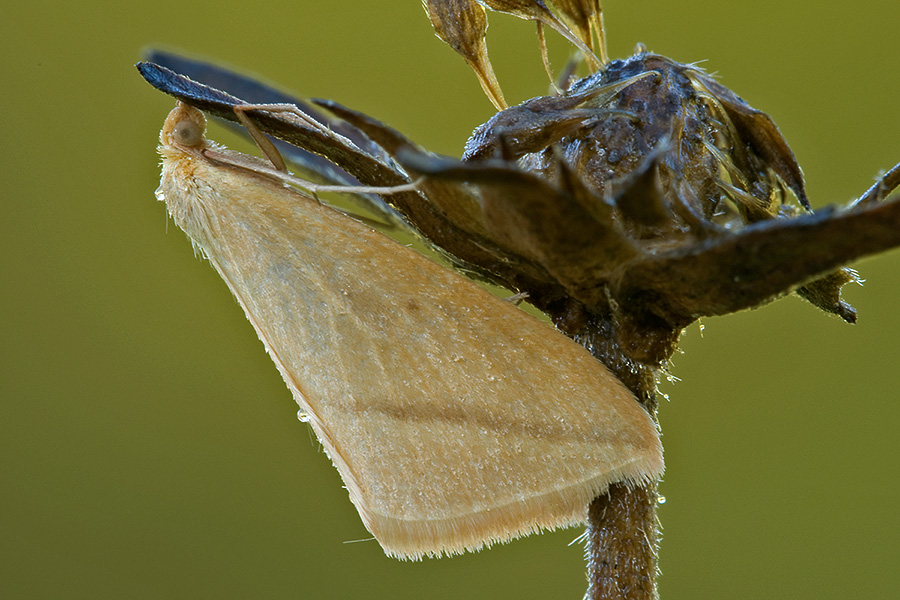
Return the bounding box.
[424,0,507,110]
[548,0,606,61]
[466,53,801,236]
[475,0,601,68]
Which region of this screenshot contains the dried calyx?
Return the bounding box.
[417,0,894,366]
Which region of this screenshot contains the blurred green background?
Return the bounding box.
[3,1,898,598]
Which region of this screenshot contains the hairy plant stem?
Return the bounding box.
[572,316,664,600]
[587,482,660,600]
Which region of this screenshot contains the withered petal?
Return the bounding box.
[695,74,810,210]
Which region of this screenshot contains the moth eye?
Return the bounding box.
[172,119,203,147]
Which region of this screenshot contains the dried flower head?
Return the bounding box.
[138,2,900,598]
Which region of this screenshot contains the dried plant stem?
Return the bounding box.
[586,482,660,600]
[572,317,664,600]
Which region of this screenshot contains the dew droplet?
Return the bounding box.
[656,495,666,505]
[297,409,310,423]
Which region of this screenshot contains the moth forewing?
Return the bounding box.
[155,102,663,559]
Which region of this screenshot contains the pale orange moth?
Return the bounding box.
[155,101,663,559]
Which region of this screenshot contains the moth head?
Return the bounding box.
[156,102,220,253]
[160,101,207,149]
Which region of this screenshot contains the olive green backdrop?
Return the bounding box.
[3,1,898,598]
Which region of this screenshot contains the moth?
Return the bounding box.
[154,100,663,559]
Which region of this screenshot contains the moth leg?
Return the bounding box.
[300,179,424,196]
[189,101,423,234]
[233,102,352,147]
[229,103,422,198]
[504,291,530,305]
[555,54,581,92]
[232,104,288,172]
[231,102,361,171]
